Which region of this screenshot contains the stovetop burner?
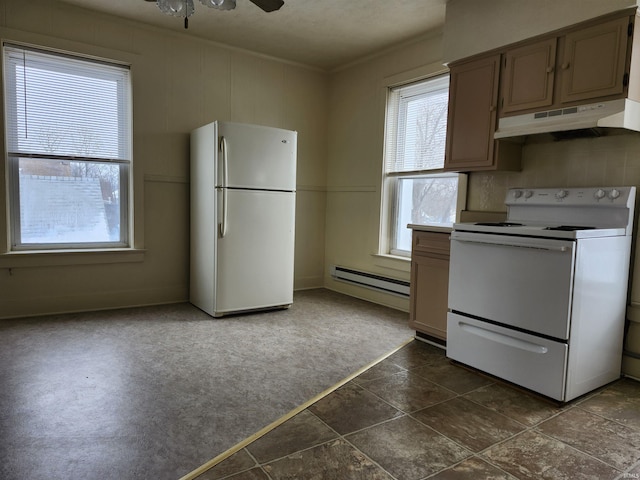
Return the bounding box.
[545,225,596,231]
[475,222,523,227]
[474,222,597,231]
[460,221,612,239]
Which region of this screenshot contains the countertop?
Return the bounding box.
[407,224,453,233]
[408,211,507,234]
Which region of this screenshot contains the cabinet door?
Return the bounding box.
[502,38,557,113]
[445,54,500,170]
[409,231,451,340]
[410,254,450,340]
[560,16,630,104]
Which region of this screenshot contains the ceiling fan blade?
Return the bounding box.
[248,0,284,12]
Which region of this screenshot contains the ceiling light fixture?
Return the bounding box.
[146,0,283,29]
[154,0,235,28]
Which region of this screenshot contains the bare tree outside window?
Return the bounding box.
[411,177,458,225]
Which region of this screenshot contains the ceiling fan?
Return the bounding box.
[144,0,284,28]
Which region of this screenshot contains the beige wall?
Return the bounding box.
[323,0,639,311]
[3,0,640,377]
[443,0,638,63]
[0,0,328,318]
[326,0,640,376]
[324,32,445,311]
[322,0,640,310]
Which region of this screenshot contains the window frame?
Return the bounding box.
[380,71,466,258]
[3,42,133,252]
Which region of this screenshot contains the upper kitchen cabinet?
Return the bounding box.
[500,12,633,116]
[444,8,636,172]
[445,54,522,171]
[560,16,630,104]
[445,55,499,170]
[502,38,557,113]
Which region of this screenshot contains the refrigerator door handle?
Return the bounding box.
[219,136,228,238]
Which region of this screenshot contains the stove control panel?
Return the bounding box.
[511,190,534,199]
[507,187,635,207]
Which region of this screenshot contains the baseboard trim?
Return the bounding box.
[294,275,324,291]
[324,282,409,313]
[0,286,188,320]
[414,331,446,349]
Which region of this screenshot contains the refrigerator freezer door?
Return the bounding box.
[214,189,295,316]
[218,122,297,191]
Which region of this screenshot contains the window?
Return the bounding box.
[382,74,466,256]
[3,44,132,250]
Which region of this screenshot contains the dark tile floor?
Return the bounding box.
[193,340,640,480]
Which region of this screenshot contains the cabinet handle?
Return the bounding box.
[452,236,570,252]
[561,62,570,70]
[546,66,554,73]
[458,322,549,354]
[489,105,496,112]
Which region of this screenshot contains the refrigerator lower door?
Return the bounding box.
[214,189,295,316]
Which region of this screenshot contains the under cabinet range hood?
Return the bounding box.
[494,98,640,139]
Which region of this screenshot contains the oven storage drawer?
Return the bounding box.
[448,231,576,340]
[447,313,568,400]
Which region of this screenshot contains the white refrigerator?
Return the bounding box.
[190,121,297,317]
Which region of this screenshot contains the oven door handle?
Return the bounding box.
[452,236,570,252]
[458,322,549,354]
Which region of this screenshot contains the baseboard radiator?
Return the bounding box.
[330,265,410,298]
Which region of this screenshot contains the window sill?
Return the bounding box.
[371,253,411,273]
[0,248,146,269]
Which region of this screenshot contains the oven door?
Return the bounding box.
[448,231,576,340]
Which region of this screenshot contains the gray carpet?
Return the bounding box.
[0,288,412,480]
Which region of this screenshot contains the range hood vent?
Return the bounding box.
[494,98,640,139]
[550,127,605,140]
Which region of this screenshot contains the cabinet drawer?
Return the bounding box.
[412,231,451,257]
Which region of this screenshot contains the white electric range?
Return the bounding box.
[447,186,636,402]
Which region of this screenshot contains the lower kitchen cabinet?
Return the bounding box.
[409,229,451,342]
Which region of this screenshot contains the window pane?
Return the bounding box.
[4,44,131,250]
[17,157,123,245]
[394,175,459,253]
[396,88,448,171]
[383,75,463,257]
[385,75,449,174]
[4,45,131,160]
